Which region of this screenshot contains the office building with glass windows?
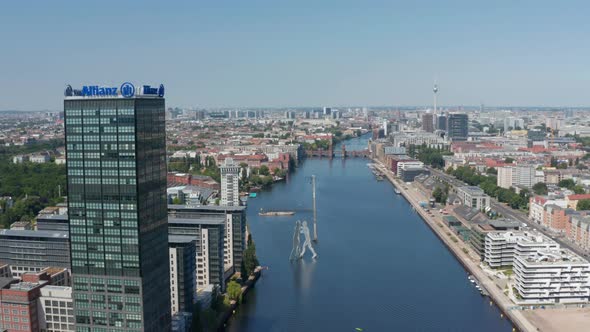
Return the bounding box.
[64,83,170,331]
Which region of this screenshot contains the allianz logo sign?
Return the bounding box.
[65,82,164,98]
[81,86,118,97]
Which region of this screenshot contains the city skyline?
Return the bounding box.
[2,0,590,110]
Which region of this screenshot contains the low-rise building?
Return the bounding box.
[457,186,490,210]
[0,230,70,277]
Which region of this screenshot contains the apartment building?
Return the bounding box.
[513,249,590,304]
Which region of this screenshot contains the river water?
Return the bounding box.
[226,135,513,332]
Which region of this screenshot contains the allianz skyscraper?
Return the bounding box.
[64,83,170,331]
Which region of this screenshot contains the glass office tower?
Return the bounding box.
[64,85,170,331]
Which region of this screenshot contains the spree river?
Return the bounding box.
[227,136,512,332]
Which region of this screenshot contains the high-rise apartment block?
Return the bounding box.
[220,158,240,206]
[497,165,537,189]
[446,113,468,140]
[64,83,170,331]
[422,113,434,132]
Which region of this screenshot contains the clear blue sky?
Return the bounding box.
[1,0,589,110]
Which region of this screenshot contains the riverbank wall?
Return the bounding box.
[373,161,537,332]
[218,268,262,331]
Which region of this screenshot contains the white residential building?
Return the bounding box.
[39,286,74,332]
[220,158,240,206]
[30,154,50,163]
[396,160,424,177]
[484,231,559,268]
[513,249,590,304]
[457,186,490,210]
[497,165,537,189]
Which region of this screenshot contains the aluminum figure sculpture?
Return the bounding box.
[299,221,318,259]
[289,220,302,261]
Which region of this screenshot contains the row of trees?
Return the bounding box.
[408,144,453,169]
[0,152,67,227]
[432,184,450,204]
[168,156,221,183]
[447,166,529,210]
[302,140,331,151]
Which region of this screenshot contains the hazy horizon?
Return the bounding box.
[2,0,590,110]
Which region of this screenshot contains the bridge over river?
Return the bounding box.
[305,144,370,158]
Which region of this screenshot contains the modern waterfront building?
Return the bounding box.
[0,229,70,277]
[39,285,74,332]
[168,205,246,280]
[513,248,590,304]
[64,83,170,331]
[456,186,490,211]
[446,113,468,140]
[220,158,240,206]
[484,231,558,268]
[169,235,196,316]
[168,206,226,290]
[469,220,521,260]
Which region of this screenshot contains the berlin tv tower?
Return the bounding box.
[433,82,439,114]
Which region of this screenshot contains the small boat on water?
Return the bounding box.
[258,209,295,216]
[394,188,401,194]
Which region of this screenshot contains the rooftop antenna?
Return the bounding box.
[433,78,439,114]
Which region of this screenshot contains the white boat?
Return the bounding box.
[394,188,401,195]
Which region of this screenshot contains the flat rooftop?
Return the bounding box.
[169,234,198,244]
[0,229,69,239]
[168,204,245,212]
[459,186,486,195]
[519,248,588,265]
[168,217,225,226]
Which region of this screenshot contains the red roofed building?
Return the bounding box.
[484,158,513,168]
[567,194,590,210]
[167,173,220,190]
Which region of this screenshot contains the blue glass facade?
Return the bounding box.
[65,96,170,332]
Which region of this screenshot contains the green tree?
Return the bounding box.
[259,165,270,176]
[243,234,260,276]
[532,182,548,195]
[504,157,514,164]
[486,167,497,175]
[226,281,242,302]
[558,179,576,190]
[573,185,586,194]
[577,199,590,211]
[171,197,183,205]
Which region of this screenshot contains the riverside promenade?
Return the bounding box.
[374,161,537,332]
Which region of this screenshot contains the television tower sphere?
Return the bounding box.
[433,84,438,93]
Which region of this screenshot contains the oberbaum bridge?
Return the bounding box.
[304,144,370,158]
